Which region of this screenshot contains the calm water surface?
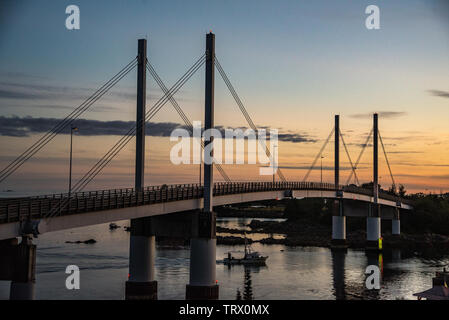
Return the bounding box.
[0,217,447,300]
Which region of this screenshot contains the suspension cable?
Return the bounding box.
[302,128,335,182]
[44,55,206,219]
[214,56,286,182]
[71,55,205,193]
[339,130,360,185]
[0,57,138,184]
[345,129,373,185]
[378,129,396,189]
[146,60,231,182]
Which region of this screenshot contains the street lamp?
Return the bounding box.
[272,144,278,184]
[69,126,78,198]
[320,155,325,185]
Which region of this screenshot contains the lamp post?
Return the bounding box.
[320,155,325,185]
[199,148,202,186]
[272,144,278,185]
[68,126,78,198]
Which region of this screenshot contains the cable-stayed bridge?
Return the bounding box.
[0,34,412,300]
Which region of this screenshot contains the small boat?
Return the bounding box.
[218,234,268,266]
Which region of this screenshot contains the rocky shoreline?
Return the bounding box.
[217,219,449,251]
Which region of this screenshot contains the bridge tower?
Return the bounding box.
[125,39,158,300]
[186,32,219,300]
[367,113,381,250]
[331,115,346,249]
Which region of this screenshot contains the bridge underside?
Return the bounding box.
[0,190,411,240]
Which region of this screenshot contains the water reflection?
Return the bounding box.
[392,249,401,261]
[235,266,259,300]
[331,250,346,300]
[2,220,449,300]
[362,252,383,300]
[332,250,403,300]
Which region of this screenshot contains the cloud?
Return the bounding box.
[275,165,366,171]
[395,173,449,180]
[0,89,44,100]
[0,116,316,143]
[349,111,407,119]
[387,151,424,154]
[277,133,316,143]
[0,116,183,137]
[428,90,449,99]
[394,162,449,167]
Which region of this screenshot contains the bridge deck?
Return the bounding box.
[0,181,413,226]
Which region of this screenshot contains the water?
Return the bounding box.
[0,217,447,300]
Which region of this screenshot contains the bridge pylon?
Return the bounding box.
[125,39,158,300]
[186,32,218,300]
[366,113,382,251]
[331,115,347,249]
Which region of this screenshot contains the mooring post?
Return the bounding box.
[332,115,346,249]
[186,32,218,300]
[125,39,157,300]
[367,113,381,250]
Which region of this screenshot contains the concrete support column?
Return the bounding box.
[331,200,346,249]
[8,236,36,300]
[189,238,217,286]
[392,208,400,236]
[126,217,157,300]
[186,211,218,300]
[331,115,346,249]
[366,204,381,250]
[367,113,382,251]
[186,32,218,300]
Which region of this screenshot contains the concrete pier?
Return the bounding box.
[331,200,347,249]
[366,204,381,250]
[186,235,218,299]
[186,211,218,300]
[126,217,157,300]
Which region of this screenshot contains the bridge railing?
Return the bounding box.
[0,181,412,224]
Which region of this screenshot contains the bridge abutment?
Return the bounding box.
[0,236,36,300]
[125,217,157,300]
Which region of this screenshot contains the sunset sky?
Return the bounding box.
[0,0,448,195]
